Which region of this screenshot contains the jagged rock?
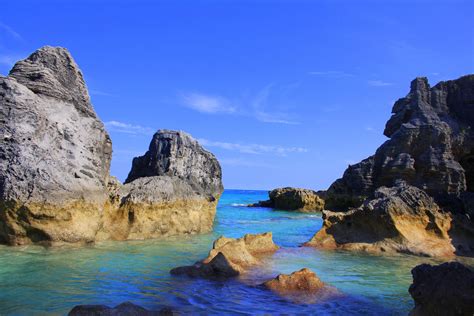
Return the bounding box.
[97,130,223,241]
[125,130,223,198]
[170,232,279,278]
[249,187,325,212]
[325,75,474,213]
[0,46,112,245]
[69,301,174,316]
[409,262,474,316]
[305,182,474,257]
[0,47,224,246]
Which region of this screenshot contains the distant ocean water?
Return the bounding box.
[0,189,469,315]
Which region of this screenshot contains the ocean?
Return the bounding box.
[0,190,463,315]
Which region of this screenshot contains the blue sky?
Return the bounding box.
[1,0,473,190]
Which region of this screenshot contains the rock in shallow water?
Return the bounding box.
[170,232,279,278]
[409,262,474,316]
[306,182,474,257]
[0,47,223,245]
[68,301,174,316]
[249,187,325,212]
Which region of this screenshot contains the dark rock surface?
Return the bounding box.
[249,187,325,212]
[325,75,474,213]
[125,130,223,199]
[69,301,174,316]
[409,262,474,316]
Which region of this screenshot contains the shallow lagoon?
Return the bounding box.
[0,190,470,315]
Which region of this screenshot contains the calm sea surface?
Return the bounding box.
[0,190,470,315]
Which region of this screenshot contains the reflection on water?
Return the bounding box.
[0,190,471,315]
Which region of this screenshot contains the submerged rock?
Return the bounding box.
[305,182,473,257]
[325,75,474,213]
[69,301,174,316]
[0,46,112,245]
[249,187,325,212]
[170,232,279,278]
[409,262,474,316]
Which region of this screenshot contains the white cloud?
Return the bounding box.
[0,54,22,67]
[308,71,354,78]
[104,121,155,135]
[365,126,375,132]
[251,84,300,125]
[219,158,275,168]
[368,80,393,87]
[0,22,22,41]
[198,138,308,156]
[180,92,236,114]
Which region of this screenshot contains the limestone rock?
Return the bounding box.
[249,187,325,212]
[263,268,325,295]
[0,46,112,245]
[69,301,174,316]
[305,182,473,257]
[409,262,474,316]
[170,232,279,278]
[325,75,474,213]
[125,130,223,198]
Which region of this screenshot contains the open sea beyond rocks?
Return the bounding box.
[0,190,472,315]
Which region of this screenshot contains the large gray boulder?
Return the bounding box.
[0,46,112,245]
[97,130,224,240]
[325,75,474,214]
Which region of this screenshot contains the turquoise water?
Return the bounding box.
[0,190,469,315]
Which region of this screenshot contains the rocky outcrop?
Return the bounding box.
[69,301,174,316]
[263,268,325,295]
[249,187,325,212]
[97,130,223,241]
[306,182,474,257]
[0,46,112,245]
[325,75,474,213]
[170,232,279,278]
[409,262,474,316]
[0,47,223,245]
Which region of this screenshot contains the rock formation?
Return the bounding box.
[249,187,325,212]
[170,232,279,278]
[0,46,112,245]
[69,301,174,316]
[97,130,223,240]
[409,262,474,316]
[325,75,474,213]
[262,268,325,295]
[305,182,473,256]
[0,47,223,245]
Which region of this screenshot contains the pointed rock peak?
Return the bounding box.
[8,46,94,115]
[409,77,431,103]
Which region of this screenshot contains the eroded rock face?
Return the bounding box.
[0,46,112,245]
[325,75,474,213]
[69,301,174,316]
[263,268,325,295]
[170,232,279,278]
[99,130,224,241]
[249,187,325,212]
[409,262,474,316]
[125,130,223,198]
[305,182,473,257]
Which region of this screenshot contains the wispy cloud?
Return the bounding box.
[198,138,308,156]
[0,22,22,41]
[0,54,24,67]
[90,89,116,97]
[180,92,236,114]
[365,126,375,132]
[104,121,155,135]
[251,84,300,125]
[308,70,354,78]
[368,80,393,87]
[219,158,276,168]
